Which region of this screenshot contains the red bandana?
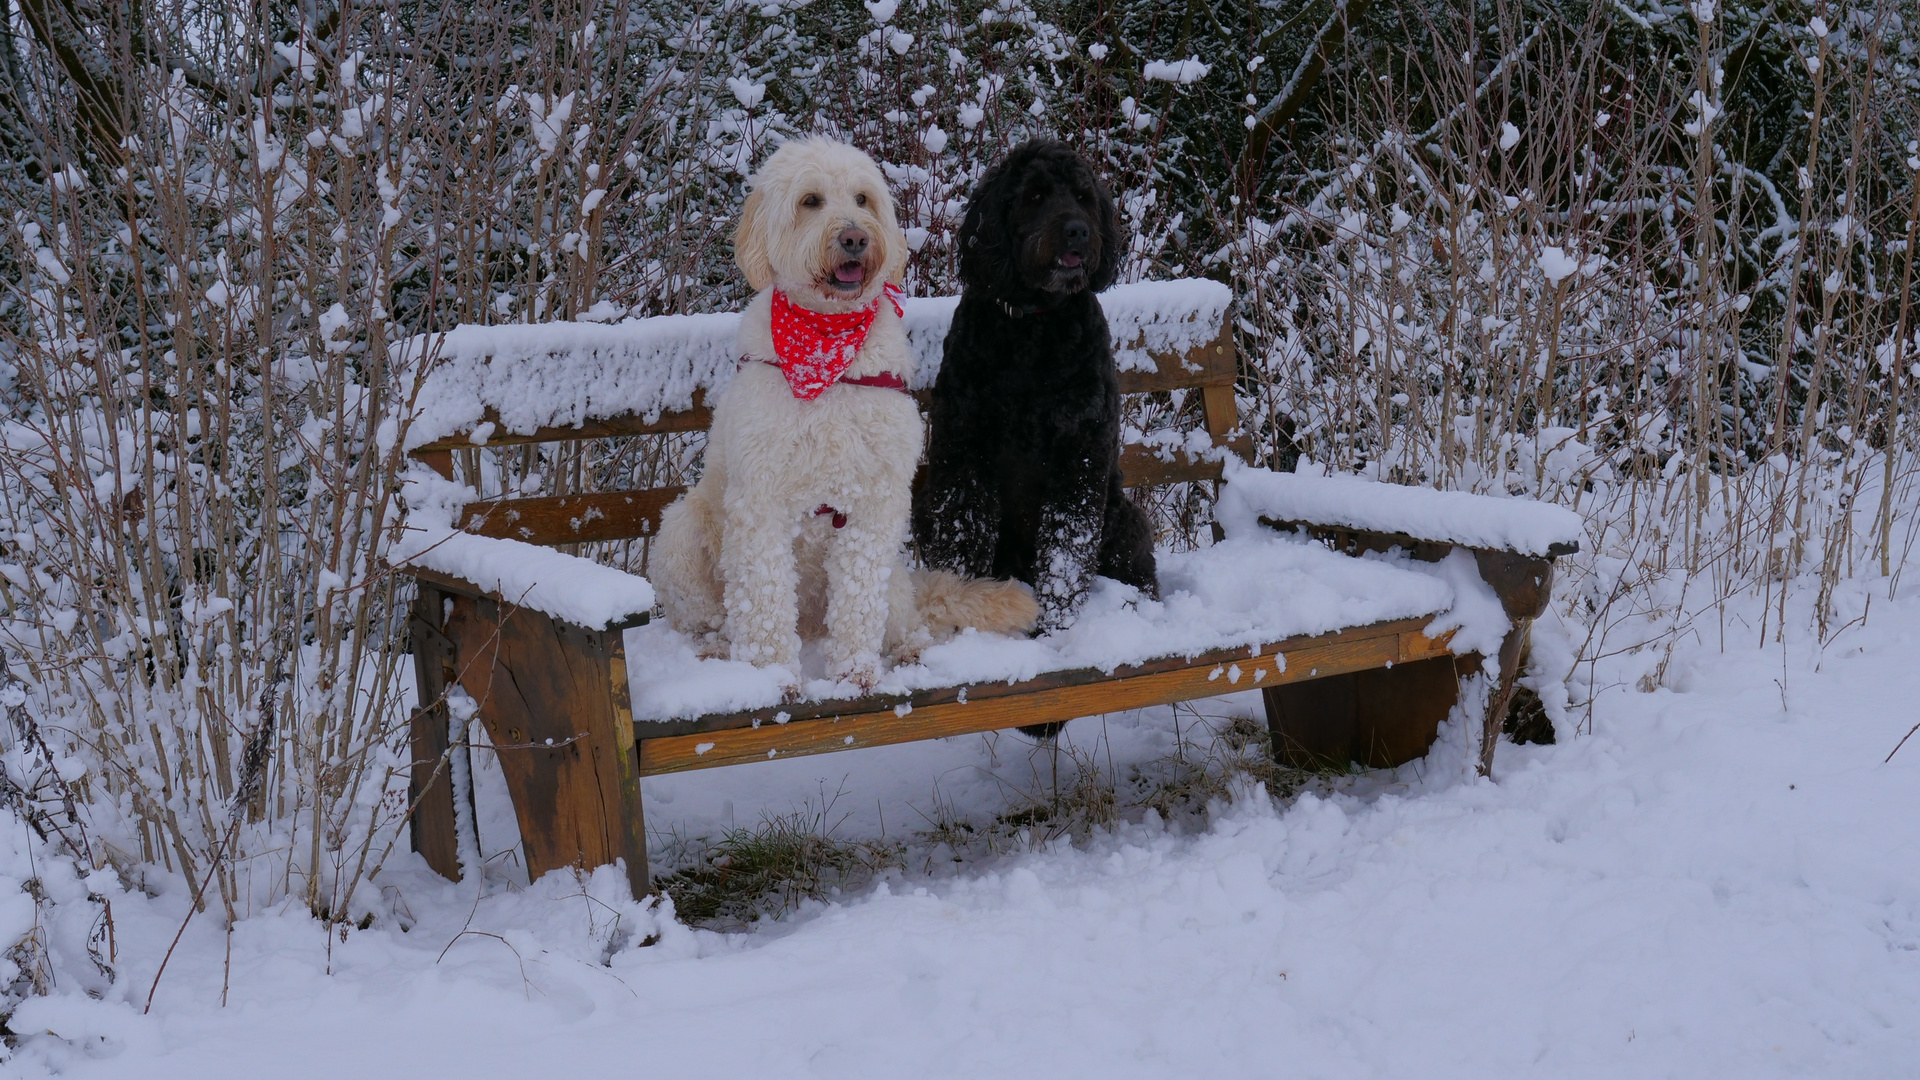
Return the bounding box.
[767,283,905,400]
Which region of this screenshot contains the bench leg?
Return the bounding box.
[408,586,463,881]
[441,594,649,898]
[1477,620,1533,778]
[1262,655,1459,770]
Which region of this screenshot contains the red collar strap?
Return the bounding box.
[765,283,907,400]
[754,362,908,393]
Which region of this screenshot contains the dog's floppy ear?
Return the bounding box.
[734,182,775,292]
[1089,168,1126,293]
[956,154,1017,293]
[872,170,911,288]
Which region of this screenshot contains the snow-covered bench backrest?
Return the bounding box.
[399,279,1235,453]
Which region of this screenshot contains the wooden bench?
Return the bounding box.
[396,285,1578,900]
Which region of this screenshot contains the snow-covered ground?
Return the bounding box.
[6,580,1918,1077]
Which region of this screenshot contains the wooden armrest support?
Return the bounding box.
[1257,517,1556,622]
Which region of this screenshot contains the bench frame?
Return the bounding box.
[401,321,1560,900]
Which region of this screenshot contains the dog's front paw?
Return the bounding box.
[827,652,882,694]
[731,632,801,670]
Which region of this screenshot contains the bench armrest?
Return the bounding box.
[393,528,655,631]
[1218,462,1582,559]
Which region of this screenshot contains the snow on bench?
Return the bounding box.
[399,279,1233,451]
[393,456,657,632]
[1217,462,1585,559]
[623,526,1500,723]
[394,527,655,632]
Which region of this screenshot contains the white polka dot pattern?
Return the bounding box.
[768,284,905,400]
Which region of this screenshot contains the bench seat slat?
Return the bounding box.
[634,616,1455,775]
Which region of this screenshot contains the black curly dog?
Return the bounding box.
[914,139,1159,666]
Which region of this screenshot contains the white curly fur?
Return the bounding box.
[653,138,1035,689]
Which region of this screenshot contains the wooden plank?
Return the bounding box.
[1116,326,1235,394]
[457,487,684,546]
[637,615,1443,737]
[1259,517,1457,564]
[1354,655,1461,766]
[1119,445,1225,489]
[1118,436,1253,489]
[636,620,1456,775]
[406,585,463,881]
[604,637,649,897]
[1265,653,1464,770]
[441,594,640,884]
[1478,621,1533,778]
[409,392,712,454]
[416,449,455,480]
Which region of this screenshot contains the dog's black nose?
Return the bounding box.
[837,227,869,257]
[1064,219,1090,250]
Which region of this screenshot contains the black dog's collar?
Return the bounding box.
[995,297,1061,318]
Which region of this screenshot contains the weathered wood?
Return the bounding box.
[407,585,462,881]
[1355,656,1464,766]
[1113,325,1237,394]
[604,636,649,897]
[1473,548,1556,620]
[440,594,648,886]
[408,392,713,454]
[1478,622,1533,777]
[456,487,686,546]
[1263,654,1464,770]
[635,616,1446,737]
[636,619,1456,775]
[1119,446,1227,489]
[1262,670,1357,769]
[1259,516,1457,564]
[416,449,455,480]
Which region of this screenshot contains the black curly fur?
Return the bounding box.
[914,139,1159,648]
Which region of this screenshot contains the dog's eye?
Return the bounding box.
[1075,189,1092,204]
[1028,190,1045,204]
[801,194,822,209]
[855,192,868,207]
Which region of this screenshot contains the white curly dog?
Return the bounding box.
[652,137,1036,689]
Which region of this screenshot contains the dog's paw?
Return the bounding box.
[827,653,882,694]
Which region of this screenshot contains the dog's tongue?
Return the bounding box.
[835,262,865,284]
[1059,252,1084,268]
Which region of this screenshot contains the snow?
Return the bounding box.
[1538,245,1581,285]
[1218,461,1586,557]
[8,579,1918,1077]
[390,463,654,630]
[901,280,1229,384]
[400,315,743,451]
[392,528,654,631]
[1143,58,1211,84]
[626,529,1465,722]
[404,279,1233,448]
